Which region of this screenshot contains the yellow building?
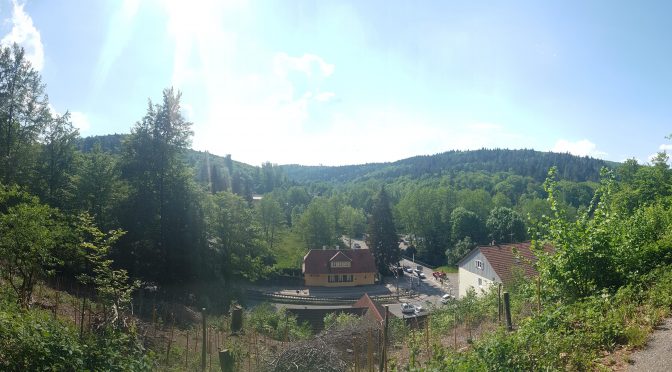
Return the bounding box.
[302,249,377,287]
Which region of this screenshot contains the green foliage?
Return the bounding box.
[208,191,274,281]
[77,214,139,328]
[339,205,366,245]
[282,148,612,185]
[248,303,311,341]
[486,207,526,244]
[36,112,79,210]
[297,197,338,249]
[367,187,400,273]
[0,297,152,372]
[0,301,85,371]
[532,167,624,300]
[256,195,285,249]
[397,187,452,265]
[0,44,51,186]
[446,237,476,266]
[74,143,125,230]
[450,207,486,245]
[323,312,359,330]
[0,186,63,308]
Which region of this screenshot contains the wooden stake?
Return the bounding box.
[425,315,430,358]
[367,328,373,372]
[498,283,502,322]
[201,308,207,371]
[354,336,359,372]
[152,306,157,337]
[79,295,87,339]
[166,313,174,365]
[503,292,513,331]
[536,276,541,313]
[54,277,60,319]
[453,311,457,349]
[382,306,389,372]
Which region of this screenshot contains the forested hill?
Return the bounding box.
[281,149,618,184]
[77,133,258,178]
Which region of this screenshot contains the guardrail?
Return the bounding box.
[246,290,401,305]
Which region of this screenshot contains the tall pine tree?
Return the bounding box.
[366,186,399,274]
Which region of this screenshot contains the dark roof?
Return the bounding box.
[303,249,377,275]
[352,293,389,323]
[286,308,365,332]
[463,241,549,284]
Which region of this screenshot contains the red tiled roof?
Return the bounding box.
[330,251,352,262]
[303,249,377,275]
[478,242,548,284]
[352,293,391,323]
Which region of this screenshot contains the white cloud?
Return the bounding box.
[272,53,335,78]
[659,144,672,151]
[314,92,336,102]
[69,111,91,133]
[1,0,44,71]
[552,139,607,158]
[160,2,534,166]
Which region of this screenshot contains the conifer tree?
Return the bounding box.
[366,186,399,274]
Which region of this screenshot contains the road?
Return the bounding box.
[382,258,458,317]
[252,239,458,318]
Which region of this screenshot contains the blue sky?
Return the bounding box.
[1,0,671,166]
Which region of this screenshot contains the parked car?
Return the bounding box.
[404,266,413,273]
[441,294,455,304]
[353,243,361,248]
[401,303,415,314]
[414,304,424,313]
[433,271,447,280]
[417,272,426,279]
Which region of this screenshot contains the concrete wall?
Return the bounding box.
[304,272,375,287]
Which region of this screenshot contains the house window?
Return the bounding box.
[475,260,484,270]
[331,261,351,268]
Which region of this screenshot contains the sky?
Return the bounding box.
[1,0,672,166]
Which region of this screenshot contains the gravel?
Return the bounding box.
[629,318,672,372]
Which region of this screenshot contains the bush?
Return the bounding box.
[0,294,153,371]
[248,303,311,341]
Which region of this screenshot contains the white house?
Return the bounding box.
[457,241,543,298]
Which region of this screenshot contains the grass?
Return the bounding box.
[271,230,307,270]
[434,265,458,273]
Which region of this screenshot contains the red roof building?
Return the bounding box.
[302,248,377,287]
[457,241,547,297]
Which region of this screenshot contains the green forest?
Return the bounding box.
[3,42,672,370]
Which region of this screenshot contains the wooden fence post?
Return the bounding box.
[503,292,513,331]
[185,332,189,368]
[201,308,207,371]
[218,349,235,372]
